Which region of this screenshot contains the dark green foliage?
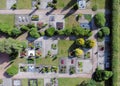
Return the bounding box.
[84,14,92,21]
[94,13,106,27]
[11,3,17,10]
[93,69,113,82]
[80,80,96,86]
[52,0,57,4]
[29,28,40,38]
[55,30,64,35]
[92,5,98,11]
[20,25,29,31]
[39,31,45,36]
[6,65,18,76]
[0,23,12,35]
[97,30,103,38]
[0,38,27,54]
[27,24,35,28]
[11,28,21,37]
[63,29,72,36]
[45,27,55,37]
[101,27,110,36]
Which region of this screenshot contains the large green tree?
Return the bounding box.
[0,38,27,54]
[45,27,55,37]
[94,13,106,27]
[29,28,40,38]
[93,69,113,81]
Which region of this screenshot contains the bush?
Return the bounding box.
[11,3,17,10]
[92,5,98,11]
[93,69,113,82]
[11,28,21,37]
[97,30,103,38]
[80,80,96,86]
[39,31,45,36]
[27,24,35,28]
[31,15,39,21]
[29,28,40,38]
[6,65,18,76]
[63,29,72,36]
[101,27,110,36]
[20,25,29,31]
[84,14,92,21]
[75,48,84,57]
[76,38,85,46]
[94,13,106,27]
[45,27,55,37]
[52,0,57,4]
[55,30,64,35]
[85,39,96,48]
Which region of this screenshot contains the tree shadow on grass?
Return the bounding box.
[64,8,77,19]
[61,0,77,12]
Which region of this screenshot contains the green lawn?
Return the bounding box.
[91,0,110,9]
[65,15,79,29]
[38,79,44,86]
[21,79,28,86]
[36,40,74,66]
[57,0,76,9]
[17,0,32,9]
[0,14,15,28]
[0,0,6,9]
[58,40,74,57]
[58,78,90,86]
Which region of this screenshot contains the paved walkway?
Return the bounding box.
[13,72,92,79]
[3,78,12,86]
[0,9,111,15]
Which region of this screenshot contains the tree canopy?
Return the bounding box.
[94,13,106,27]
[29,28,40,38]
[0,38,27,54]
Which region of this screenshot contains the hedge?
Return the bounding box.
[6,65,18,76]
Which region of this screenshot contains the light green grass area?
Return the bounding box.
[0,0,6,9]
[17,0,32,9]
[36,40,74,66]
[91,0,109,9]
[0,14,15,28]
[58,40,74,57]
[38,79,44,86]
[57,0,76,9]
[58,78,90,86]
[21,79,28,86]
[65,15,79,29]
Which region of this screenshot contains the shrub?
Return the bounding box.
[39,31,45,36]
[86,39,96,48]
[29,28,40,38]
[97,30,103,38]
[27,24,35,28]
[94,13,106,27]
[11,3,17,10]
[20,25,29,31]
[52,0,57,4]
[63,29,72,36]
[75,48,84,57]
[93,69,113,82]
[31,15,39,21]
[76,38,85,46]
[6,65,18,76]
[11,28,21,37]
[45,27,55,37]
[80,80,96,86]
[92,5,98,11]
[56,30,64,35]
[84,14,92,21]
[101,27,110,36]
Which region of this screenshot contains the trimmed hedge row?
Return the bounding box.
[111,0,120,86]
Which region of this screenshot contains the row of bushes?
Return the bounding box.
[111,0,120,86]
